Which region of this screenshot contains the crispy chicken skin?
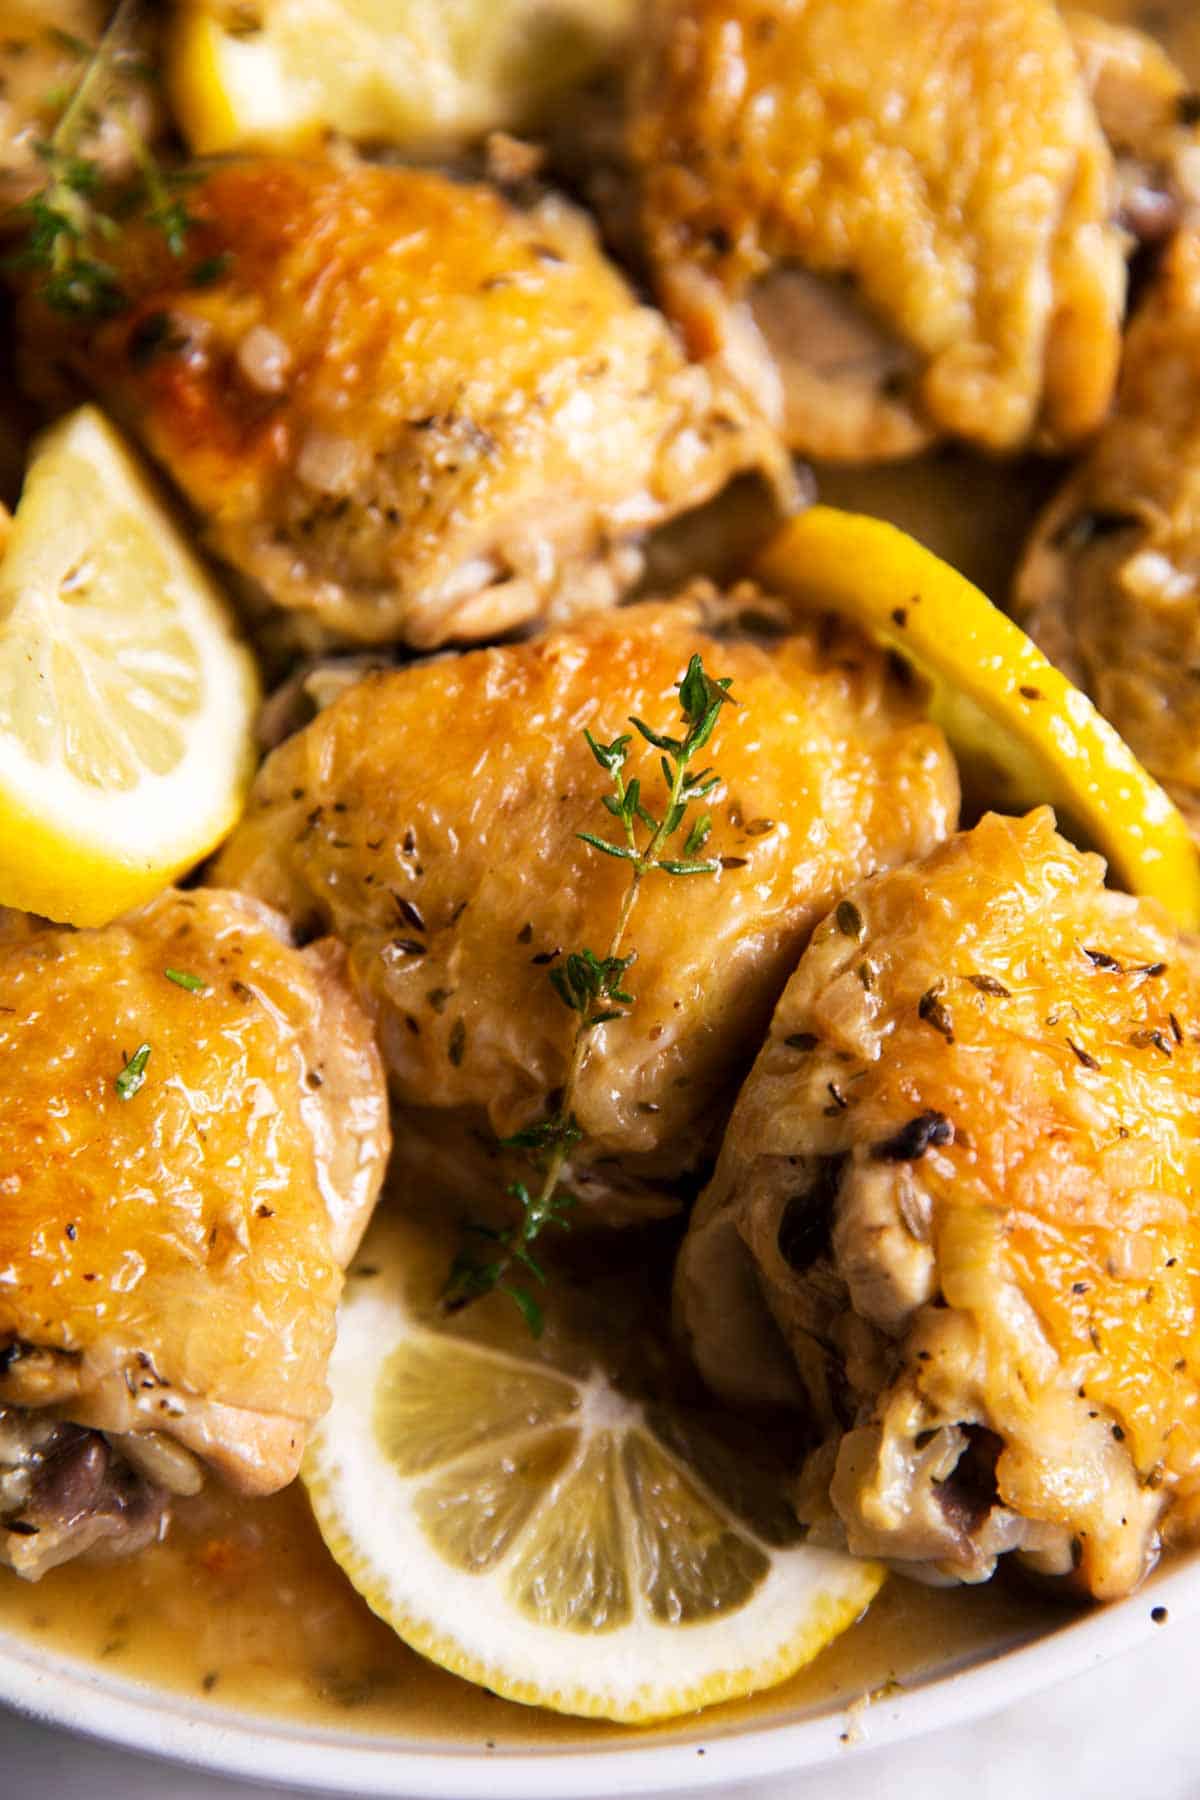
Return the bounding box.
[0,889,389,1575]
[18,155,789,651]
[213,588,958,1210]
[678,811,1200,1600]
[624,0,1127,461]
[1015,229,1200,842]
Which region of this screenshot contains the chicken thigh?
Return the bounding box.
[678,810,1200,1600]
[0,888,389,1577]
[18,155,789,651]
[213,587,958,1215]
[1015,228,1200,842]
[624,0,1129,460]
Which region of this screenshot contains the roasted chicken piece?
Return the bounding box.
[1015,228,1200,843]
[213,587,958,1214]
[678,810,1200,1599]
[0,889,389,1577]
[624,0,1128,461]
[17,154,789,652]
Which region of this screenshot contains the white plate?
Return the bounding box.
[1,1552,1197,1796]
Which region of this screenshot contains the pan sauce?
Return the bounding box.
[0,0,1195,1750]
[0,1477,1061,1743]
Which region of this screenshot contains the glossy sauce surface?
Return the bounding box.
[0,0,1193,1752]
[0,1478,1062,1744]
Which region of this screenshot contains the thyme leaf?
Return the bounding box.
[164,967,207,992]
[500,1115,582,1155]
[658,857,719,876]
[114,1041,151,1100]
[575,831,638,862]
[6,0,199,319]
[683,813,712,856]
[443,652,736,1333]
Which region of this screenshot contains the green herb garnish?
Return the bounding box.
[443,653,735,1334]
[164,968,207,992]
[114,1041,151,1100]
[6,0,197,319]
[188,249,233,288]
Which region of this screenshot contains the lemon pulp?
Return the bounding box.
[0,405,259,925]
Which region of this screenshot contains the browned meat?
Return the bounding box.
[678,811,1200,1600]
[213,586,958,1217]
[1014,228,1200,843]
[18,154,791,652]
[0,887,390,1576]
[623,0,1127,461]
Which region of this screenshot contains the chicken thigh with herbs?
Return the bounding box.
[0,889,389,1578]
[677,810,1200,1600]
[623,0,1134,461]
[18,154,789,652]
[1014,227,1200,842]
[214,587,958,1218]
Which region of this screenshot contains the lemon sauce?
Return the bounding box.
[0,1200,1066,1743]
[0,1478,1061,1745]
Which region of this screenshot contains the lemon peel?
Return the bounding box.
[756,507,1200,929]
[0,406,258,926]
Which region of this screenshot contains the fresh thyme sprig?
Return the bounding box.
[7,0,196,318]
[443,653,736,1335]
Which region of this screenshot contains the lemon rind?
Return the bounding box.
[0,406,259,926]
[303,1458,882,1724]
[755,506,1200,930]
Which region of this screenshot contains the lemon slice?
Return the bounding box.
[303,1209,883,1724]
[167,0,636,156]
[756,506,1200,929]
[0,405,259,927]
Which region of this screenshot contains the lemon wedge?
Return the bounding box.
[303,1208,883,1724]
[0,405,259,927]
[756,506,1200,930]
[167,0,636,156]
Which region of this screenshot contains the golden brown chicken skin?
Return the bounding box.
[213,587,958,1216]
[1015,229,1200,844]
[0,889,389,1577]
[625,0,1127,461]
[678,810,1200,1600]
[18,155,789,651]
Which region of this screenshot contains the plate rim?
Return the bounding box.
[1,1551,1197,1797]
